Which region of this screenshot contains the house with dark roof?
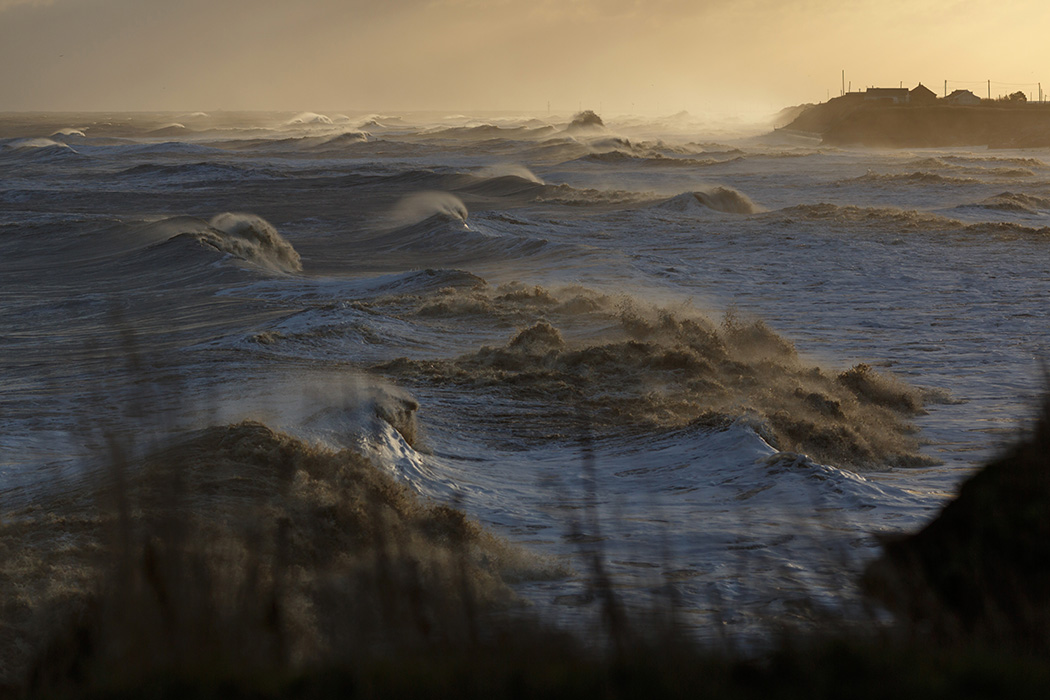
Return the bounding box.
[910,83,937,104]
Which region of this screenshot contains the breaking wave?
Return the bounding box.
[475,164,544,184]
[903,157,951,170]
[147,123,189,136]
[49,128,87,140]
[655,187,762,214]
[0,137,81,161]
[565,110,605,133]
[455,174,549,199]
[450,173,642,207]
[956,191,1050,215]
[375,283,934,468]
[389,191,469,227]
[364,212,555,262]
[167,213,302,273]
[286,112,334,125]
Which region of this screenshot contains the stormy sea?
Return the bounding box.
[2,109,1049,673]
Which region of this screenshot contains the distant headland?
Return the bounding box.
[779,83,1050,148]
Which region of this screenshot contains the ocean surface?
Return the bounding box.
[3,110,1049,642]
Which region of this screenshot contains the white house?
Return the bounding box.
[945,89,982,105]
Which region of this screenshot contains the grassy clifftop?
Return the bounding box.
[783,96,1050,148]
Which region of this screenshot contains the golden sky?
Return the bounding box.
[0,0,1047,115]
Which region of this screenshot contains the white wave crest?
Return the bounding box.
[287,112,334,126]
[6,137,70,150]
[657,186,762,215]
[196,213,303,273]
[477,164,544,184]
[389,191,469,227]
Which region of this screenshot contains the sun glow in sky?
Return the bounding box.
[1,0,1047,116]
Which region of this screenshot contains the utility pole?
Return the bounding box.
[944,80,947,98]
[841,70,845,97]
[988,80,991,100]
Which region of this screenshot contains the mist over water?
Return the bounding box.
[3,109,1050,647]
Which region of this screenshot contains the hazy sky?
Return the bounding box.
[1,0,1047,115]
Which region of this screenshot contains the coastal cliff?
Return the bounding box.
[782,94,1050,148]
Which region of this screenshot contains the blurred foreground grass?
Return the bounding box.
[3,391,1050,698]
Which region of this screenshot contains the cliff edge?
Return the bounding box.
[782,94,1050,148]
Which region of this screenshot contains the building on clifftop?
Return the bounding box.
[864,87,910,103]
[909,83,938,104]
[863,84,938,104]
[945,89,982,105]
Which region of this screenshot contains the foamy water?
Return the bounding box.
[3,110,1049,643]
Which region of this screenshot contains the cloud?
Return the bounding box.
[1,0,1048,113]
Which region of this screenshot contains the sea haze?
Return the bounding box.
[3,109,1049,642]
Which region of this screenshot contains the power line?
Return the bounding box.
[946,79,1039,87]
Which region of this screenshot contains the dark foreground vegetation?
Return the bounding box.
[3,392,1050,698]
